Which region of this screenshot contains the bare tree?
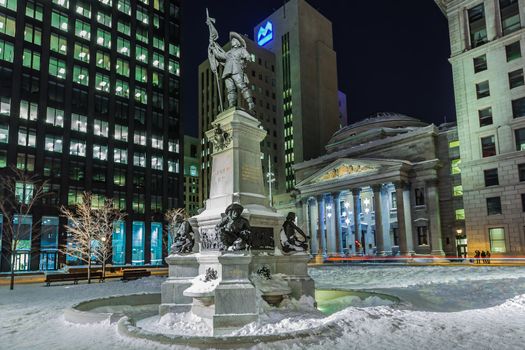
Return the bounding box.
[61,192,97,284]
[0,167,48,290]
[91,198,126,280]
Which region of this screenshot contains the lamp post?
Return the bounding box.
[266,156,275,206]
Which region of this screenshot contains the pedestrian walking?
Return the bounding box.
[486,251,491,264]
[481,250,486,264]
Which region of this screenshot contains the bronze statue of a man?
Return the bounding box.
[280,212,310,253]
[170,209,195,254]
[216,203,252,251]
[206,10,255,113]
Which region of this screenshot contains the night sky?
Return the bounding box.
[181,0,455,137]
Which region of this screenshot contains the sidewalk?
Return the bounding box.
[0,267,168,286]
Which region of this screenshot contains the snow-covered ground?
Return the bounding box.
[1,265,525,349]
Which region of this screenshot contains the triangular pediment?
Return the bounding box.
[297,158,407,187]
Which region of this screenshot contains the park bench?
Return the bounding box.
[45,271,103,286]
[121,269,151,281]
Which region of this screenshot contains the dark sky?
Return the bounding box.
[181,0,455,137]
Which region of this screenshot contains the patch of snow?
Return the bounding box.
[183,274,219,294]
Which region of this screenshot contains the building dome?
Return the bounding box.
[326,112,429,152]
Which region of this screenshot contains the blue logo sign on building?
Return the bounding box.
[257,21,273,46]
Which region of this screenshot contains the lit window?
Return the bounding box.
[117,20,130,35]
[96,51,110,70]
[51,11,68,32]
[134,130,146,145]
[44,135,62,153]
[449,140,460,148]
[95,73,110,92]
[168,140,179,153]
[489,227,506,253]
[136,7,149,24]
[1,0,17,11]
[15,183,34,204]
[169,44,180,57]
[453,185,463,197]
[73,65,89,86]
[26,1,44,21]
[76,1,91,18]
[0,39,15,62]
[114,124,128,141]
[70,139,86,156]
[75,20,91,40]
[98,0,112,6]
[151,155,163,170]
[0,13,16,37]
[0,123,8,143]
[153,36,164,50]
[455,209,465,220]
[117,37,130,56]
[153,52,164,69]
[49,57,66,79]
[18,127,36,147]
[133,152,146,167]
[168,160,178,173]
[22,49,41,70]
[71,113,87,132]
[74,43,90,63]
[97,11,112,28]
[52,0,69,9]
[46,107,64,127]
[451,159,461,174]
[136,45,148,63]
[515,128,525,151]
[152,135,163,149]
[135,65,147,83]
[115,80,129,97]
[50,33,67,55]
[114,148,127,164]
[117,0,131,16]
[24,24,42,45]
[93,144,108,161]
[93,119,108,137]
[168,59,179,76]
[13,103,29,124]
[137,27,148,44]
[134,86,147,104]
[97,28,111,48]
[115,58,129,77]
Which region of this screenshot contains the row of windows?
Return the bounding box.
[482,163,525,186]
[468,0,521,49]
[481,128,525,157]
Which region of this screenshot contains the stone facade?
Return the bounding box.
[293,113,464,257]
[436,0,525,255]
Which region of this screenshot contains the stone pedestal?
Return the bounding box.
[159,254,199,316]
[274,253,315,300]
[213,254,257,336]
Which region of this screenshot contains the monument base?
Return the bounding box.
[159,254,199,316]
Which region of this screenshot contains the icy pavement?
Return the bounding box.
[1,266,525,349]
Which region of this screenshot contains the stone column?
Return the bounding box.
[426,179,445,256]
[309,197,318,255]
[352,188,361,254]
[372,184,385,255]
[332,192,343,255]
[316,194,326,256]
[394,181,409,256]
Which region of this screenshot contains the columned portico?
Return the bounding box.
[372,184,385,255]
[394,181,415,256]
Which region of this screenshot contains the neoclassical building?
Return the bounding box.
[293,113,464,257]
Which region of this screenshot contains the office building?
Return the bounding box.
[183,135,200,216]
[254,0,340,192]
[0,0,183,272]
[436,0,525,255]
